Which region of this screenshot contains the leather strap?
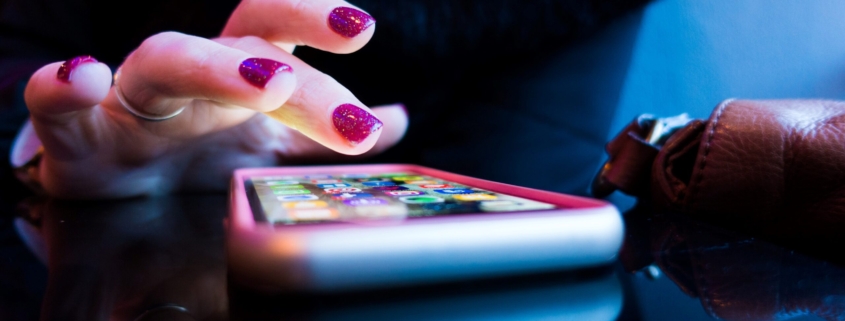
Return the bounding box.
[591,113,693,198]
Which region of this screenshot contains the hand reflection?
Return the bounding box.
[21,195,228,321]
[621,203,845,321]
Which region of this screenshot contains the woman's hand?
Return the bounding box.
[21,0,407,198]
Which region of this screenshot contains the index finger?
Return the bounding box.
[222,0,375,54]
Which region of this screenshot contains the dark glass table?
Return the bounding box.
[1,194,842,320]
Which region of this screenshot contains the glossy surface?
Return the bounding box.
[56,55,97,82]
[238,57,292,88]
[1,194,844,320]
[327,7,375,38]
[331,104,383,145]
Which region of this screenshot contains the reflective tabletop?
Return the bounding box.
[1,194,842,321]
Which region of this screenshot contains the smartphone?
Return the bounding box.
[227,164,623,292]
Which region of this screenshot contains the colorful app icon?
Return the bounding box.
[362,181,396,187]
[384,190,424,196]
[399,196,445,204]
[342,174,371,178]
[372,186,408,191]
[392,176,424,181]
[420,184,452,189]
[289,209,339,221]
[453,193,498,201]
[316,183,352,189]
[304,175,333,179]
[343,198,389,207]
[406,180,438,185]
[272,189,312,195]
[355,177,391,182]
[269,184,305,190]
[263,180,299,186]
[330,193,373,200]
[282,201,328,209]
[323,187,362,194]
[312,179,343,184]
[378,173,411,178]
[433,188,475,195]
[277,194,319,201]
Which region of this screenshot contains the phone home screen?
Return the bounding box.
[247,172,557,225]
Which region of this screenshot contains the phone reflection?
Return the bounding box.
[17,195,229,321]
[230,267,624,321]
[621,203,845,321]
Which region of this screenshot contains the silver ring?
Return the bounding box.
[113,68,185,122]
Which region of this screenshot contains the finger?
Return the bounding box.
[279,104,408,160]
[108,31,297,125]
[24,57,112,124]
[218,36,385,155]
[222,0,375,54]
[23,57,112,160]
[365,104,408,156]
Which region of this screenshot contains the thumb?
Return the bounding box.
[24,56,112,123]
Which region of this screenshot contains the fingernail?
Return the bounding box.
[328,7,375,38]
[332,104,383,145]
[57,55,98,82]
[239,58,293,89]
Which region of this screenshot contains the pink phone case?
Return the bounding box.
[228,164,623,292]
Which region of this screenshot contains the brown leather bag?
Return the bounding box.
[593,99,845,245]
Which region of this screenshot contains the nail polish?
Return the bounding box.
[239,58,293,88]
[332,104,383,145]
[328,7,375,38]
[57,55,98,82]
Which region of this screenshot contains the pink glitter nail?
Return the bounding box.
[239,58,293,89]
[332,104,383,145]
[328,7,375,38]
[57,55,98,82]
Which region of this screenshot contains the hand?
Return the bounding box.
[22,0,406,198]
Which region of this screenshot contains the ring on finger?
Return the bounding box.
[113,68,185,122]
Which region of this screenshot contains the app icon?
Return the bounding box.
[392,176,424,181]
[378,173,411,178]
[399,196,445,204]
[420,184,452,189]
[312,179,343,184]
[269,184,305,190]
[406,180,438,184]
[355,177,391,182]
[323,187,362,194]
[384,190,424,196]
[263,180,299,186]
[283,201,328,209]
[316,183,352,189]
[289,209,339,221]
[330,193,373,200]
[453,193,498,201]
[372,186,408,191]
[273,189,312,195]
[362,181,396,187]
[304,175,333,179]
[343,198,389,207]
[433,188,475,195]
[277,194,319,201]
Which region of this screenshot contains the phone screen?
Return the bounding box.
[246,172,557,225]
